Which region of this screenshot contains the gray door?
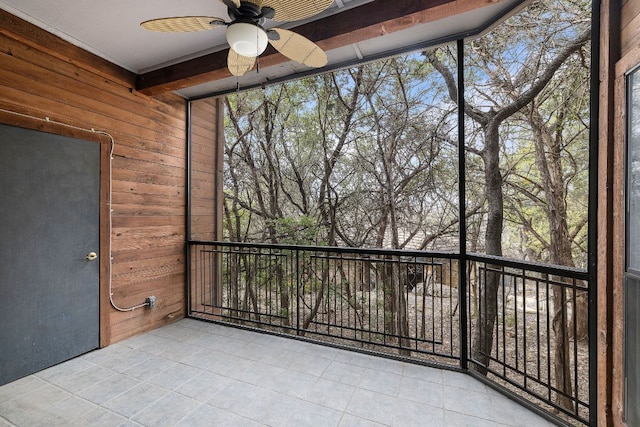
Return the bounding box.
[0,123,100,386]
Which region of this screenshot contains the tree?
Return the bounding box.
[425,3,590,382]
[510,59,590,408]
[221,0,591,379]
[423,0,590,410]
[223,56,461,351]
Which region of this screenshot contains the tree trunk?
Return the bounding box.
[300,264,328,334]
[551,281,574,410]
[394,261,411,355]
[471,120,503,374]
[528,106,579,411]
[223,199,240,318]
[383,259,396,336]
[245,255,260,322]
[570,289,589,342]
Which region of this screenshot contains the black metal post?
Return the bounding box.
[186,99,193,317]
[457,38,468,371]
[588,0,601,424]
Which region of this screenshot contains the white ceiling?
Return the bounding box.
[0,0,526,98]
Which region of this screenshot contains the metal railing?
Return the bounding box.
[188,241,590,425]
[466,254,590,425]
[189,241,460,364]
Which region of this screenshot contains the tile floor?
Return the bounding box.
[0,318,556,426]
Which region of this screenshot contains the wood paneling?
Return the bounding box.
[622,0,640,57]
[597,1,621,425]
[609,0,637,424]
[0,11,197,345]
[0,9,135,87]
[190,98,223,242]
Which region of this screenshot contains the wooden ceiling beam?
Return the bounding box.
[137,0,492,96]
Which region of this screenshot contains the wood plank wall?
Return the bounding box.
[188,98,223,318]
[622,0,640,58]
[607,0,640,424]
[190,98,223,242]
[0,10,199,345]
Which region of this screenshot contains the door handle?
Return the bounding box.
[86,252,98,261]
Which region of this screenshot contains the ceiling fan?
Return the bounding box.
[140,0,332,77]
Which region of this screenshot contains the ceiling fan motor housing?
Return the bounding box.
[229,2,274,25]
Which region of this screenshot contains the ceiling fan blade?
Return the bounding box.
[246,0,265,7]
[140,16,225,32]
[269,28,327,68]
[228,50,257,76]
[218,0,241,9]
[262,0,333,22]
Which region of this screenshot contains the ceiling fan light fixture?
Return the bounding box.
[226,22,268,58]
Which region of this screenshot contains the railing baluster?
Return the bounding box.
[546,274,552,404]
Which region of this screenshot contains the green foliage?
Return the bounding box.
[268,215,321,245]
